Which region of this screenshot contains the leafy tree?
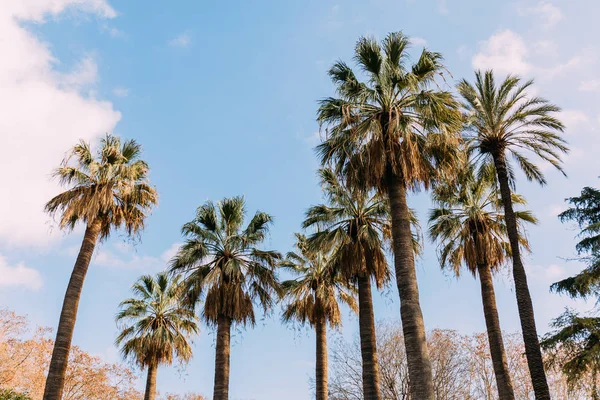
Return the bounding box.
[428,168,536,400]
[552,186,600,297]
[281,233,357,400]
[0,389,31,400]
[457,70,567,399]
[43,135,158,400]
[317,32,463,399]
[170,197,281,400]
[116,273,199,400]
[542,184,600,399]
[541,310,600,400]
[304,168,390,400]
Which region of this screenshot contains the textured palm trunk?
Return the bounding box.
[43,220,102,400]
[386,171,434,400]
[477,263,515,400]
[213,315,232,400]
[144,362,158,400]
[315,312,328,400]
[357,274,381,400]
[493,153,550,399]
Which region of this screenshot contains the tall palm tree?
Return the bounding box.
[304,168,390,400]
[316,32,463,399]
[116,272,199,400]
[428,168,537,400]
[43,135,158,400]
[281,233,358,400]
[458,70,568,399]
[170,197,281,400]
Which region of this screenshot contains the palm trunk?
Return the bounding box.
[357,274,381,400]
[315,312,328,400]
[214,315,232,400]
[493,153,550,399]
[144,361,158,400]
[477,263,515,400]
[386,171,434,399]
[43,221,102,400]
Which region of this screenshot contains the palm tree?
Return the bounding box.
[280,233,358,400]
[316,32,463,399]
[457,70,568,399]
[116,272,199,400]
[304,168,390,400]
[43,135,158,400]
[170,196,281,400]
[428,168,537,400]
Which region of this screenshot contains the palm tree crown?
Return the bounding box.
[116,272,199,368]
[170,196,281,326]
[316,32,463,191]
[304,169,390,286]
[281,233,357,327]
[458,70,567,185]
[45,134,158,239]
[428,170,536,277]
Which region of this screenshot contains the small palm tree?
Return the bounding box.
[317,32,463,399]
[458,70,568,399]
[428,168,536,400]
[43,135,158,400]
[170,197,281,400]
[116,273,199,400]
[281,233,358,400]
[304,168,390,400]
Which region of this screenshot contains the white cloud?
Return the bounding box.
[101,23,125,39]
[472,30,532,75]
[169,32,191,48]
[112,86,129,97]
[412,37,427,47]
[526,263,567,283]
[560,110,589,130]
[517,1,563,29]
[92,243,181,270]
[304,131,322,147]
[472,29,587,79]
[0,254,42,290]
[579,79,600,92]
[0,0,121,247]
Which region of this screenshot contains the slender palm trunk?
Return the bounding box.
[477,263,515,400]
[214,315,232,400]
[315,312,328,400]
[43,221,101,400]
[144,362,158,400]
[386,170,434,400]
[493,153,550,399]
[357,274,381,400]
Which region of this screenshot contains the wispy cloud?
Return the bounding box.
[169,32,192,48]
[579,79,600,92]
[412,37,427,46]
[438,0,449,14]
[517,1,563,29]
[112,87,129,97]
[92,242,182,270]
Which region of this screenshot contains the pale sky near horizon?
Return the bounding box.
[1,1,599,399]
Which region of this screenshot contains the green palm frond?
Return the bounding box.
[170,197,281,327]
[45,134,158,240]
[115,272,199,368]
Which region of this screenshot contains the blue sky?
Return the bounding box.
[1,0,599,399]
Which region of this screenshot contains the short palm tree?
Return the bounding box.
[317,32,463,399]
[458,70,568,399]
[170,197,281,400]
[43,135,158,400]
[428,168,537,400]
[116,272,199,400]
[304,168,390,400]
[281,233,358,400]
